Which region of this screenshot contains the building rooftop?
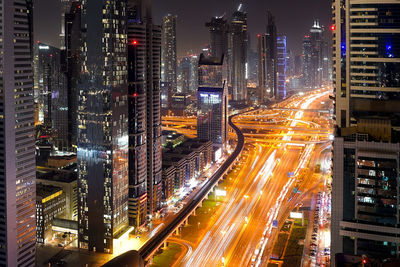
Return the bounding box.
[199,53,224,66]
[37,167,77,183]
[36,183,63,200]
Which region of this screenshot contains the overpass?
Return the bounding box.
[102,113,245,266]
[269,107,331,113]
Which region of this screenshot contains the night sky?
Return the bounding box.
[34,0,331,57]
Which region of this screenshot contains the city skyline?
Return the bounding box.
[2,0,398,265]
[34,0,331,57]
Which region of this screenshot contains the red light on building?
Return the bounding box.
[257,34,261,38]
[133,93,138,97]
[132,40,138,45]
[331,25,336,31]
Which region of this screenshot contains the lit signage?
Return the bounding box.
[39,45,49,50]
[290,212,303,219]
[215,189,226,197]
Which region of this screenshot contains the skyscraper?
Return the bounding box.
[302,35,312,88]
[60,0,73,49]
[65,1,82,150]
[178,55,198,94]
[309,20,324,89]
[77,0,129,253]
[258,11,278,102]
[205,15,229,58]
[229,5,248,102]
[0,0,36,265]
[35,43,68,150]
[161,14,178,92]
[332,0,400,264]
[197,54,228,151]
[127,0,163,225]
[277,35,287,99]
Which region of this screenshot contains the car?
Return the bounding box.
[136,236,141,239]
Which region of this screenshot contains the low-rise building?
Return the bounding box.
[162,130,185,148]
[161,139,212,200]
[37,167,78,220]
[36,184,66,244]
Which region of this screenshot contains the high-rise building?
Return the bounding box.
[197,54,228,151]
[277,35,287,100]
[302,20,328,89]
[294,54,302,76]
[60,0,73,49]
[35,43,68,150]
[178,55,198,94]
[77,0,129,253]
[302,35,312,88]
[205,16,229,58]
[309,20,324,89]
[0,0,36,265]
[247,47,258,85]
[258,11,278,102]
[229,5,248,102]
[161,14,178,92]
[64,1,82,150]
[127,0,163,226]
[332,1,400,265]
[286,49,294,78]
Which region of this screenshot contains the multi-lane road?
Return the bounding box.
[161,89,333,267]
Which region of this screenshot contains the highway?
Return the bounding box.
[140,112,244,261]
[166,89,333,267]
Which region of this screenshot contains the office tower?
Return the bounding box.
[77,0,129,253]
[309,20,324,89]
[35,43,68,150]
[65,1,82,150]
[332,0,400,265]
[229,5,248,102]
[161,82,172,109]
[178,55,198,94]
[294,54,302,76]
[277,35,287,99]
[0,0,36,265]
[286,49,294,78]
[258,11,278,102]
[197,54,228,151]
[247,46,258,85]
[205,15,229,58]
[302,35,312,88]
[60,0,73,49]
[127,0,163,226]
[161,14,178,92]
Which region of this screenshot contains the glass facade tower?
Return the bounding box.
[77,0,129,253]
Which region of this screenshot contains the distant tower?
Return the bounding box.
[161,14,178,92]
[258,11,278,103]
[0,0,36,265]
[302,35,312,88]
[309,20,324,88]
[60,0,73,49]
[229,4,248,102]
[277,35,287,99]
[206,15,229,58]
